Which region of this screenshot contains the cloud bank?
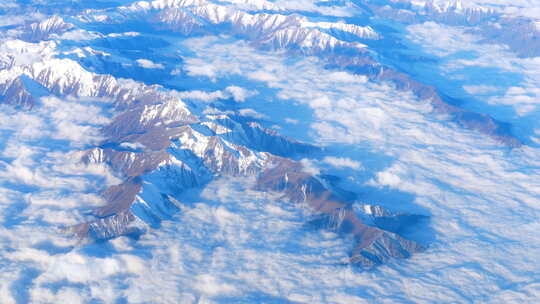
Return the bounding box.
[173,35,540,302]
[2,1,540,303]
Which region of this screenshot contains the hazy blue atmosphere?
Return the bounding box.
[1,0,540,303]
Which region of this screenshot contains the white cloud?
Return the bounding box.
[202,106,229,115]
[107,32,140,38]
[136,59,165,69]
[175,90,227,102]
[225,85,257,102]
[300,158,320,176]
[285,118,299,124]
[194,274,237,296]
[53,29,102,41]
[42,96,110,145]
[117,177,357,303]
[119,141,146,150]
[462,85,499,95]
[238,108,267,119]
[407,21,540,118]
[174,86,256,103]
[247,70,281,82]
[0,12,45,27]
[323,156,363,170]
[184,59,219,80]
[0,93,123,302]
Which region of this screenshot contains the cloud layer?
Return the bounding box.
[406,21,540,134]
[1,0,540,303]
[176,35,540,302]
[0,96,122,304]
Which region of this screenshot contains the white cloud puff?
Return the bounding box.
[238,108,267,119]
[175,89,227,102]
[323,156,363,170]
[53,29,101,41]
[174,86,256,103]
[136,59,165,69]
[225,85,257,102]
[285,118,299,124]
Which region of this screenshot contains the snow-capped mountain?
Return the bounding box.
[371,0,540,57]
[22,16,74,42]
[0,0,527,267]
[81,0,377,52]
[72,0,524,147]
[0,20,425,267]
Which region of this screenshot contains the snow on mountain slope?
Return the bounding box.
[81,1,376,52]
[0,20,425,270]
[77,97,424,266]
[21,16,74,42]
[372,0,540,58]
[402,0,540,19]
[74,0,524,146]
